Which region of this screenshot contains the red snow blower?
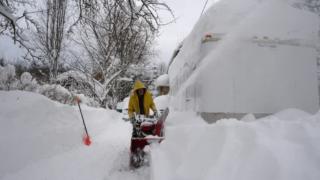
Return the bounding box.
[130,108,169,168]
[75,97,92,146]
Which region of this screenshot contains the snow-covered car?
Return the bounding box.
[116,101,124,113]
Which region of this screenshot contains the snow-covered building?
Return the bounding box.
[168,0,320,122]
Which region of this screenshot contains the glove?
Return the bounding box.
[129,116,135,124]
[154,110,158,118]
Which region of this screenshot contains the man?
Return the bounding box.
[128,80,157,120]
[128,80,158,167]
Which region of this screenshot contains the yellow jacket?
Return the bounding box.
[128,80,156,118]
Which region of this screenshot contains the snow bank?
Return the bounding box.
[164,110,207,127]
[1,91,319,180]
[270,108,312,121]
[0,91,140,180]
[154,95,170,111]
[151,109,320,180]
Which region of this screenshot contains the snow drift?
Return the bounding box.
[1,90,320,180]
[151,109,320,180]
[0,91,150,180]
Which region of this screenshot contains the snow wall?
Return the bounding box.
[0,91,135,180]
[168,0,320,116]
[151,109,320,180]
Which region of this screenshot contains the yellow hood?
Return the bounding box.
[133,80,146,92]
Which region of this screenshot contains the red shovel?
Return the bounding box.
[75,97,92,146]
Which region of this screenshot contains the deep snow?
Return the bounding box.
[1,91,320,180]
[151,109,320,180]
[0,91,149,180]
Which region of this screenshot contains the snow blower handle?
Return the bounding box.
[75,97,92,146]
[154,110,159,119]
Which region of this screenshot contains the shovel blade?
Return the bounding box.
[83,134,92,146]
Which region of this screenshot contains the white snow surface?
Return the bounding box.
[154,95,170,111]
[1,91,320,180]
[151,109,320,180]
[0,91,149,180]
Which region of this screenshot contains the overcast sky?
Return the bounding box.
[155,0,218,64]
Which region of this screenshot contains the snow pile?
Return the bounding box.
[151,109,320,180]
[154,95,170,111]
[1,90,320,180]
[38,84,73,104]
[19,72,38,92]
[270,108,312,121]
[0,91,148,180]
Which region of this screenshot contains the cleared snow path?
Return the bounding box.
[0,91,150,180]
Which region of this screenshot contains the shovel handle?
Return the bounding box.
[77,101,90,137]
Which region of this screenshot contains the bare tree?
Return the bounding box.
[73,0,173,33]
[0,0,49,63]
[0,0,38,39]
[0,0,173,107]
[68,0,155,107]
[158,61,168,74]
[1,0,173,35]
[45,0,67,81]
[0,0,18,37]
[292,0,320,14]
[29,0,68,82]
[304,0,320,14]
